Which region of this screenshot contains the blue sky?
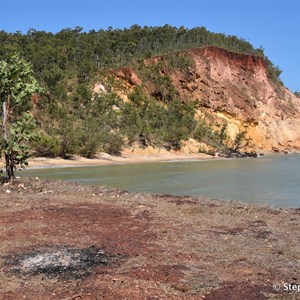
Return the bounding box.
[0,0,299,92]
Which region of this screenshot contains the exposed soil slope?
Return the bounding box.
[110,46,300,152]
[0,178,299,299]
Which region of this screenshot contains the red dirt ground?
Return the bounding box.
[0,178,299,299]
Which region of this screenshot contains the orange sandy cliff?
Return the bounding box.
[108,46,300,153]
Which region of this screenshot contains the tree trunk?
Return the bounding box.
[2,100,7,140]
[2,97,14,182]
[5,153,12,181]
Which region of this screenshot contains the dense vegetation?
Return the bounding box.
[0,25,281,157]
[0,25,281,84]
[0,54,42,181]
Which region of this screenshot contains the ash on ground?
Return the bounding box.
[5,245,111,279]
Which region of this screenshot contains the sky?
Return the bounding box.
[0,0,299,92]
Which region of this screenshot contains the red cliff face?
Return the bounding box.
[106,46,300,152]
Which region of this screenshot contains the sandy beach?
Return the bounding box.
[27,151,216,169]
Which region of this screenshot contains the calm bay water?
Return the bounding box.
[22,155,300,208]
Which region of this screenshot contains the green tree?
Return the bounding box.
[232,131,251,152]
[163,99,196,150]
[0,54,41,182]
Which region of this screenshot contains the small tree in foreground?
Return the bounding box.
[0,54,41,182]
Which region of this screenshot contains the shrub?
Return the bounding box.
[33,134,61,158]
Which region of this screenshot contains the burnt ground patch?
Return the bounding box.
[4,245,117,280]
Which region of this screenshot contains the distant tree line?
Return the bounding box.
[0,25,282,87]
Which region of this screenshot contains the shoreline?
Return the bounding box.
[25,151,285,169]
[1,150,293,171]
[26,152,218,169]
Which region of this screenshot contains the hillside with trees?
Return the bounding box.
[1,25,297,160]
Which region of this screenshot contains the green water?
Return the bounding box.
[21,155,300,208]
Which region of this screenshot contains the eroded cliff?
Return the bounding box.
[107,46,300,152]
